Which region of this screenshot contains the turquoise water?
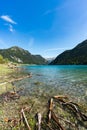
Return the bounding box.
[16,65,87,103]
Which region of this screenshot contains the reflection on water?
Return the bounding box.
[15,65,87,103]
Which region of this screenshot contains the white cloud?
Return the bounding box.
[4,23,15,32]
[1,15,17,24]
[43,6,59,16]
[9,24,14,32]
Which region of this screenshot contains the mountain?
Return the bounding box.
[50,40,87,65]
[0,46,47,64]
[46,57,55,64]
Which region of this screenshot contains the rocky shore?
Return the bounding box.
[0,64,87,130]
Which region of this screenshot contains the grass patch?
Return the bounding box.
[0,64,13,76]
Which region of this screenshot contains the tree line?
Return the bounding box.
[0,55,9,64]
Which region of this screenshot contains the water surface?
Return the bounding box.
[15,65,87,103]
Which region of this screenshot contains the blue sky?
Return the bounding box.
[0,0,87,58]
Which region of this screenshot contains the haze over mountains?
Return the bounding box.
[50,39,87,65]
[46,57,55,64]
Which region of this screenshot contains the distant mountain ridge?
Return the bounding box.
[46,57,55,63]
[0,46,47,64]
[50,40,87,65]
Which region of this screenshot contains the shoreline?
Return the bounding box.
[0,63,87,129]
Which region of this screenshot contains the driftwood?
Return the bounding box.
[51,111,65,130]
[0,85,25,102]
[1,91,20,102]
[47,98,54,124]
[53,95,68,99]
[49,98,54,110]
[0,73,32,87]
[37,113,42,130]
[2,94,87,129]
[79,112,87,121]
[48,110,52,124]
[10,74,32,83]
[21,108,31,130]
[47,95,87,130]
[62,101,87,121]
[47,98,65,130]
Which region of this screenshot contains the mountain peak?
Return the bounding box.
[10,46,25,51]
[50,39,87,65]
[0,46,47,64]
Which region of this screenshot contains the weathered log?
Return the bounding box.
[47,110,52,124]
[53,95,68,99]
[10,74,32,83]
[51,111,65,130]
[21,108,31,130]
[79,112,87,121]
[62,101,87,121]
[49,98,53,110]
[37,113,42,130]
[55,98,87,122]
[1,91,20,102]
[53,97,66,104]
[47,98,54,124]
[63,102,79,113]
